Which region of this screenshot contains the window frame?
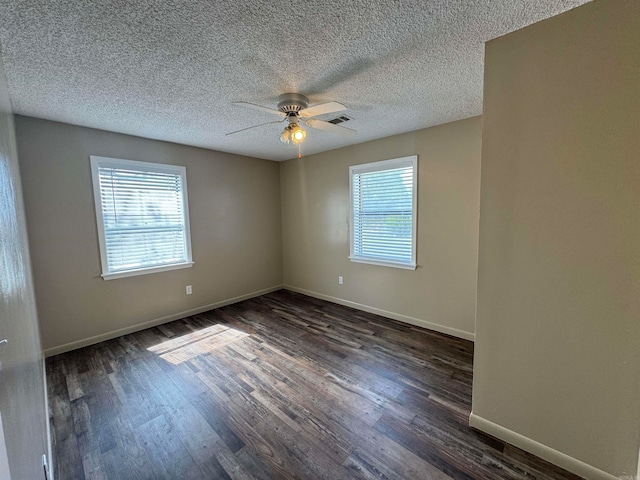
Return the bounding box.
[90,155,194,280]
[349,155,418,270]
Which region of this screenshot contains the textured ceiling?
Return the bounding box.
[0,0,590,161]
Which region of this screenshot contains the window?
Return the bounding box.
[90,156,193,280]
[349,155,417,269]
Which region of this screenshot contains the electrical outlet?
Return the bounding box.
[338,276,344,285]
[186,285,192,295]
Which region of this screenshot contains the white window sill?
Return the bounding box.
[102,261,194,280]
[349,257,417,270]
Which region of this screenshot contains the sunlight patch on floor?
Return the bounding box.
[147,324,249,364]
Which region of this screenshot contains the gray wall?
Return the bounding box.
[16,116,283,354]
[0,55,49,478]
[472,0,640,478]
[280,117,481,339]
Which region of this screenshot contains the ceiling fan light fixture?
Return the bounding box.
[280,123,307,144]
[290,124,306,144]
[280,127,291,143]
[230,94,354,146]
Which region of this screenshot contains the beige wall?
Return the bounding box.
[0,57,49,477]
[16,116,283,354]
[281,117,481,339]
[472,0,640,478]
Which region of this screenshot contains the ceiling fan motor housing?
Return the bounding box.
[277,93,309,115]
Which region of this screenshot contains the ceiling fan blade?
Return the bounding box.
[232,101,286,118]
[299,101,347,118]
[225,119,284,136]
[304,118,356,137]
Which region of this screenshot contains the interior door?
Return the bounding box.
[0,413,12,480]
[0,59,50,480]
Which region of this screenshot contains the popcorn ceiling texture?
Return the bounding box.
[0,0,589,161]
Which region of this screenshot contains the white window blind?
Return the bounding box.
[349,156,417,269]
[90,156,193,280]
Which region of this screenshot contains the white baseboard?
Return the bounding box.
[43,285,283,357]
[468,413,619,480]
[283,285,475,342]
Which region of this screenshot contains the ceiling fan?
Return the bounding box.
[226,93,356,145]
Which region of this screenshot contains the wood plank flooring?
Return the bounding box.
[46,290,583,479]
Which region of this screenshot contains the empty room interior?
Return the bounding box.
[1,0,639,479]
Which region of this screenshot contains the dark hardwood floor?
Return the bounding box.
[47,290,583,479]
